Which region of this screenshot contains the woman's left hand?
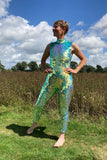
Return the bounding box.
[64,68,77,74]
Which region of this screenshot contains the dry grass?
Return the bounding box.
[0,71,107,117]
[91,145,107,160]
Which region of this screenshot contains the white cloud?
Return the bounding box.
[72,54,80,64]
[17,21,55,54]
[70,30,84,41]
[0,15,31,44]
[72,51,107,68]
[91,14,107,30]
[0,0,56,68]
[29,53,42,62]
[0,14,55,68]
[76,36,106,50]
[11,53,21,60]
[0,1,107,69]
[70,30,107,54]
[87,52,107,68]
[76,21,84,26]
[0,0,11,18]
[90,13,107,38]
[87,48,103,55]
[69,14,107,66]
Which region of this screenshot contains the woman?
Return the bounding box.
[27,20,87,148]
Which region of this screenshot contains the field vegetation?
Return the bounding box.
[0,72,106,117]
[0,71,107,160]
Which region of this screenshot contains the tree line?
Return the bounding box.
[0,60,107,73]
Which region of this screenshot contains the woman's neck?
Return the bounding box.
[57,35,65,40]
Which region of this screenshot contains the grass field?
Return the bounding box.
[0,72,107,159]
[0,72,107,117]
[0,106,107,160]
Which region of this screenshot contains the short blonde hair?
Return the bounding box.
[53,20,69,34]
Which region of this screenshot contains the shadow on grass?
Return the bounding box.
[6,124,58,140]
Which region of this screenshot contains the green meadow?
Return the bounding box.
[0,72,107,160]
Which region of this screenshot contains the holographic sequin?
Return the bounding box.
[33,39,73,133]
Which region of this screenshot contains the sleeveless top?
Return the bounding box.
[50,39,72,74]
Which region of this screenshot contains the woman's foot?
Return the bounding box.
[54,133,65,148]
[27,122,39,135]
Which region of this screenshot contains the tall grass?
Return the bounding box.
[0,72,107,159]
[0,71,107,117]
[70,73,107,117]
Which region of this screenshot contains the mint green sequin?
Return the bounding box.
[33,39,73,133]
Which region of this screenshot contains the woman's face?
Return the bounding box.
[53,24,65,37]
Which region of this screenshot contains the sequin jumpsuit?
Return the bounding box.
[33,39,73,133]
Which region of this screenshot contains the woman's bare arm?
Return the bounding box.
[41,44,50,70]
[64,42,87,74]
[72,42,87,73]
[41,44,52,73]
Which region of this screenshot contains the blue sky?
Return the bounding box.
[8,0,107,27]
[0,0,107,68]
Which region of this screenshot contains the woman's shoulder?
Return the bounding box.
[71,42,79,48]
[50,41,57,47]
[65,39,72,46]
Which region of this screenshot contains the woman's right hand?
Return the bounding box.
[44,68,52,73]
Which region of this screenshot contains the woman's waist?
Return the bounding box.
[51,65,70,71]
[49,68,72,77]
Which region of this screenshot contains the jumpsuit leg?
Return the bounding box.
[58,76,73,133]
[33,74,57,122]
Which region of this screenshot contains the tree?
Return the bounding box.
[80,65,96,73]
[28,61,38,71]
[70,61,78,69]
[0,61,5,71]
[103,67,107,73]
[11,65,17,71]
[11,61,27,71]
[86,65,96,72]
[16,61,27,71]
[79,66,86,72]
[96,65,103,73]
[45,63,50,68]
[39,63,50,71]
